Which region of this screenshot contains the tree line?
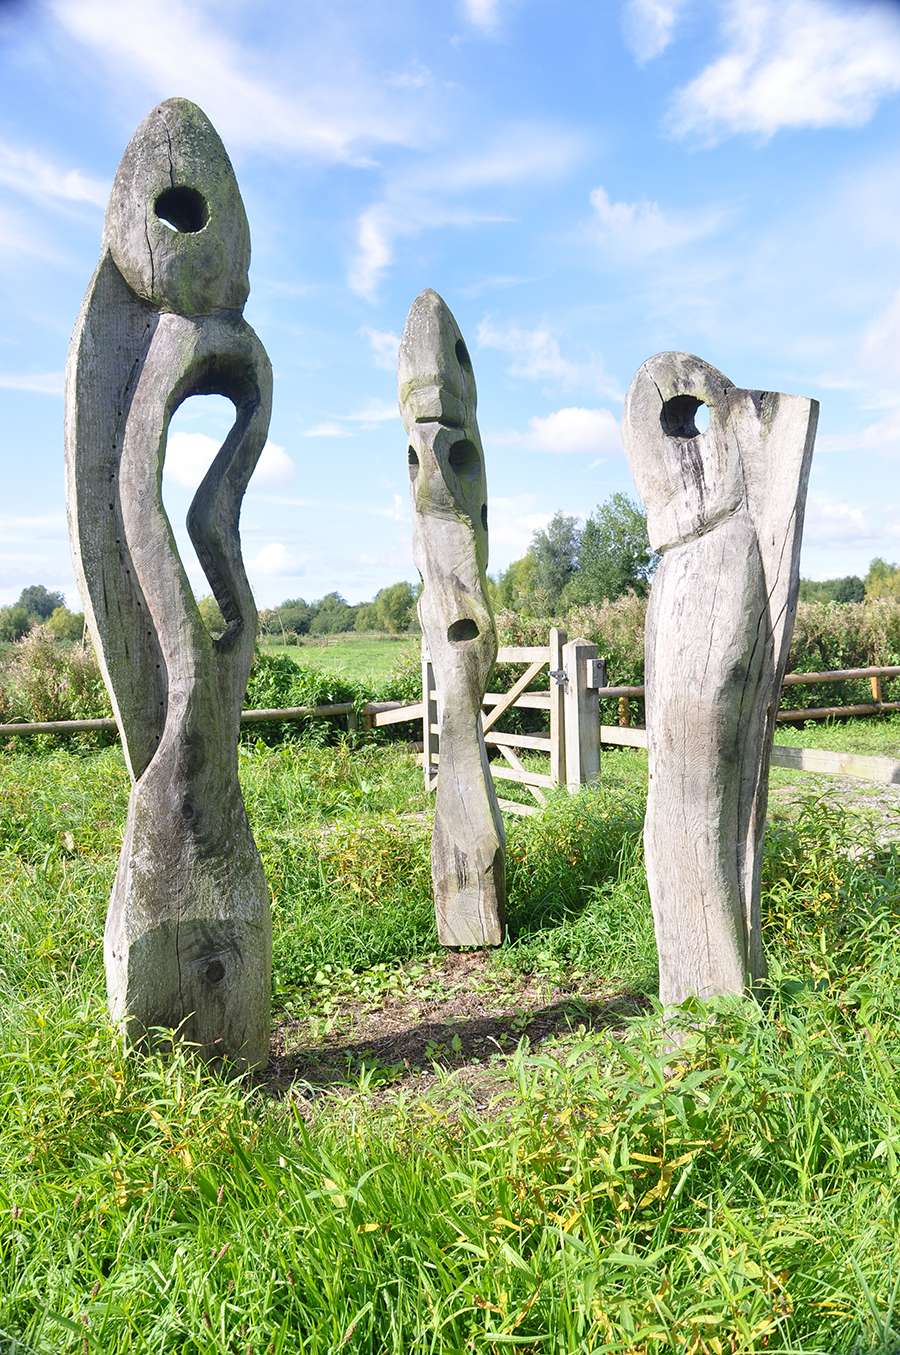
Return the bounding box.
[6,512,900,649]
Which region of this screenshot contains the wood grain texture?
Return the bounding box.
[400,290,505,946]
[65,99,272,1072]
[622,352,817,1007]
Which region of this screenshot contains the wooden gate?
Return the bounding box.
[422,628,605,814]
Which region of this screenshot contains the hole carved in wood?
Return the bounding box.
[399,289,505,947]
[621,352,818,1009]
[65,98,272,1072]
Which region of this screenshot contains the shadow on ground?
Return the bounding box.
[257,951,649,1101]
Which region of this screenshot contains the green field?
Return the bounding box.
[260,633,419,683]
[2,717,900,1351]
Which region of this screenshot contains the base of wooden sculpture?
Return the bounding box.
[432,727,505,947]
[104,756,271,1074]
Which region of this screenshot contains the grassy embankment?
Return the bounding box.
[2,696,900,1350]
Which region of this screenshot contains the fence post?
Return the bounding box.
[872,674,884,705]
[422,640,439,791]
[549,626,567,787]
[563,637,600,792]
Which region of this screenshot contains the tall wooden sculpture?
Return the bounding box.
[399,290,505,946]
[621,353,818,1006]
[65,99,272,1070]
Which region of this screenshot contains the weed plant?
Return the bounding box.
[1,742,900,1350]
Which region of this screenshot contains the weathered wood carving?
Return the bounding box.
[399,289,505,946]
[65,98,272,1071]
[621,353,818,1007]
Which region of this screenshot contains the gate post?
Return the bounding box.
[422,641,439,791]
[549,626,567,787]
[563,637,600,792]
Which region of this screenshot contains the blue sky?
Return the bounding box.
[2,0,900,609]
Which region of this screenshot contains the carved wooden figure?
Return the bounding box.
[65,99,272,1071]
[621,353,818,1007]
[399,290,505,946]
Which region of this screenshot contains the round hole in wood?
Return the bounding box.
[455,338,471,368]
[154,186,209,234]
[660,395,707,439]
[408,446,419,477]
[205,959,226,985]
[447,618,479,642]
[448,439,480,482]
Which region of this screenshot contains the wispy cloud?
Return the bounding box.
[477,320,622,400]
[348,124,582,298]
[670,0,900,142]
[817,410,900,460]
[492,406,623,455]
[0,371,64,396]
[304,402,400,438]
[360,327,401,371]
[621,0,690,65]
[48,0,430,163]
[588,186,725,256]
[0,140,108,208]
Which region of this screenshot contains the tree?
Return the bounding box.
[492,554,538,613]
[47,606,85,641]
[375,581,415,633]
[528,512,581,613]
[17,584,65,620]
[308,592,358,635]
[196,595,226,636]
[865,558,900,599]
[570,493,658,604]
[799,575,865,604]
[0,605,30,641]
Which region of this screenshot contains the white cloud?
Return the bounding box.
[670,0,900,142]
[0,371,64,396]
[164,432,295,488]
[462,0,501,34]
[387,62,433,89]
[477,320,622,399]
[802,494,874,548]
[589,186,723,255]
[360,326,401,371]
[0,140,109,208]
[485,493,552,560]
[247,543,306,576]
[345,402,400,424]
[494,407,623,455]
[621,0,689,64]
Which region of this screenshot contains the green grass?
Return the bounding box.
[260,633,419,683]
[2,738,900,1351]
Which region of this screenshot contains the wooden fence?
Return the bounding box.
[5,641,900,806]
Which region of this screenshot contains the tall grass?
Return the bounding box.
[1,743,900,1351]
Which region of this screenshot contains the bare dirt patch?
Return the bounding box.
[259,950,646,1105]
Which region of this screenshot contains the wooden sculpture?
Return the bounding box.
[621,353,818,1006]
[65,99,272,1071]
[399,289,505,946]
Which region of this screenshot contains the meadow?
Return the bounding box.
[1,702,900,1353]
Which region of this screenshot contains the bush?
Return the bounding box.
[0,627,112,733]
